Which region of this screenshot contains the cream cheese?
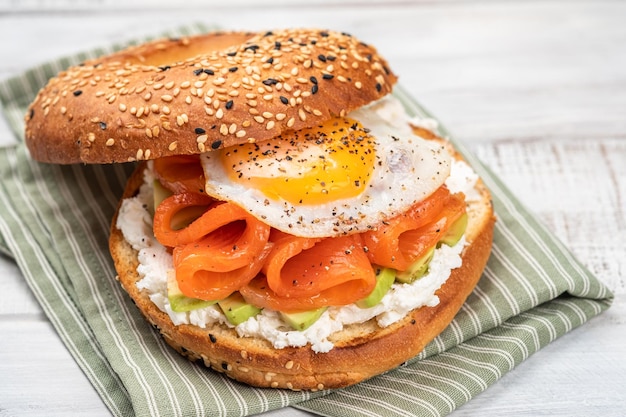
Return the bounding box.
[115,97,480,353]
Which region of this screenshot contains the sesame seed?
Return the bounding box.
[145,128,152,138]
[161,94,173,102]
[236,129,246,138]
[196,134,208,143]
[195,127,206,134]
[106,138,115,146]
[279,96,288,105]
[322,73,334,80]
[253,115,264,124]
[225,100,234,110]
[276,113,286,121]
[211,140,222,150]
[73,90,82,96]
[355,81,363,89]
[266,120,275,130]
[285,360,294,370]
[168,141,177,151]
[287,117,295,128]
[87,133,95,142]
[262,111,273,119]
[220,124,228,135]
[311,84,318,94]
[216,108,224,119]
[298,108,306,121]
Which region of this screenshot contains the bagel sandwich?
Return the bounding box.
[24,28,495,391]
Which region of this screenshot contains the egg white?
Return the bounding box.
[200,96,451,238]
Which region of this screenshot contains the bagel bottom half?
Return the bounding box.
[109,155,495,391]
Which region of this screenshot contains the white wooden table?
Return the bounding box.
[1,1,624,416]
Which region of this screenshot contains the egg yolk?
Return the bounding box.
[220,117,376,205]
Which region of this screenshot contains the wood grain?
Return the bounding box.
[0,1,624,416]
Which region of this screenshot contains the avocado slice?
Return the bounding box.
[167,272,218,312]
[218,292,262,325]
[439,212,468,248]
[153,180,173,214]
[280,307,327,331]
[395,247,436,284]
[356,267,396,309]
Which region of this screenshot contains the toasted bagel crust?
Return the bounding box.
[25,29,397,164]
[109,140,495,391]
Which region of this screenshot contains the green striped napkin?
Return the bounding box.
[0,25,613,417]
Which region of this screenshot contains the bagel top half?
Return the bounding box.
[24,29,397,164]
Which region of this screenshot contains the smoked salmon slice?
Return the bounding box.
[154,192,271,300]
[362,187,466,271]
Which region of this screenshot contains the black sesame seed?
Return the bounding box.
[274,41,281,50]
[221,362,228,370]
[229,66,238,72]
[266,57,274,64]
[322,73,334,80]
[73,90,82,96]
[225,100,234,110]
[376,83,382,92]
[195,127,206,134]
[326,55,336,61]
[279,96,289,105]
[244,44,259,52]
[310,76,318,85]
[158,65,171,72]
[318,54,327,62]
[262,78,279,86]
[99,122,107,130]
[263,31,274,37]
[211,140,222,150]
[311,84,318,95]
[209,334,217,343]
[320,31,329,37]
[203,68,215,75]
[227,51,237,57]
[193,68,203,76]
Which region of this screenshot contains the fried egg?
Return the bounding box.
[200,96,451,238]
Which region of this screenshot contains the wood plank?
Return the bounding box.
[0,320,107,417]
